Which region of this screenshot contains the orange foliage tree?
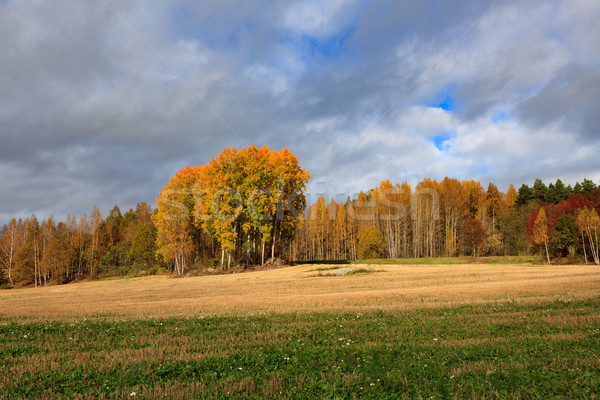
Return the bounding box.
[155,146,310,270]
[532,207,551,264]
[154,165,203,275]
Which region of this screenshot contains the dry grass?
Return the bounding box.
[1,263,599,320]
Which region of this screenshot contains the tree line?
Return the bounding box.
[1,145,599,288]
[291,177,600,263]
[0,202,157,287]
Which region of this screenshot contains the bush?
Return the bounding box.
[155,267,168,275]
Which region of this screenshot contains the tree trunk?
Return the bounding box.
[586,230,599,265]
[271,236,275,261]
[34,238,39,287]
[582,232,588,264]
[590,232,600,265]
[594,228,600,265]
[247,234,251,265]
[544,242,550,264]
[7,229,14,286]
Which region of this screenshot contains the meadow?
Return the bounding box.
[1,259,599,398]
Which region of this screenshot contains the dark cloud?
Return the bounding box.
[517,65,600,139]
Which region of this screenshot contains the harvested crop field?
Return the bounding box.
[2,263,600,398]
[1,263,599,320]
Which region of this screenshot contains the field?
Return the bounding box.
[1,260,600,398]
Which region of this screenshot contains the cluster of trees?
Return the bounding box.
[291,178,519,260]
[1,142,599,288]
[291,177,600,264]
[526,180,600,264]
[0,202,158,287]
[516,178,598,205]
[153,145,311,274]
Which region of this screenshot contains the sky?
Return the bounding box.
[1,0,599,223]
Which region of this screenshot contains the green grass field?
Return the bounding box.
[2,296,599,399]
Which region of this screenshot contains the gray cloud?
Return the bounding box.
[517,65,600,139]
[0,0,599,224]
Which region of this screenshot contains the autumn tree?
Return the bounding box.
[463,180,485,219]
[373,180,411,259]
[532,207,551,264]
[346,200,359,260]
[413,179,441,257]
[75,214,89,280]
[307,196,328,260]
[154,165,203,276]
[357,225,385,259]
[88,205,103,278]
[484,183,504,255]
[154,146,310,271]
[12,217,40,286]
[497,184,519,255]
[332,202,348,260]
[397,182,413,258]
[41,221,75,284]
[0,218,22,286]
[504,184,517,209]
[461,218,485,256]
[197,146,310,267]
[576,207,600,265]
[486,183,501,236]
[440,178,467,257]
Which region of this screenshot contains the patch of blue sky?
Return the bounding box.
[436,96,454,111]
[430,130,456,151]
[428,84,458,111]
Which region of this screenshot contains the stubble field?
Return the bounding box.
[1,261,599,398]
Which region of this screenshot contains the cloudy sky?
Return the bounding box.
[1,0,599,223]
